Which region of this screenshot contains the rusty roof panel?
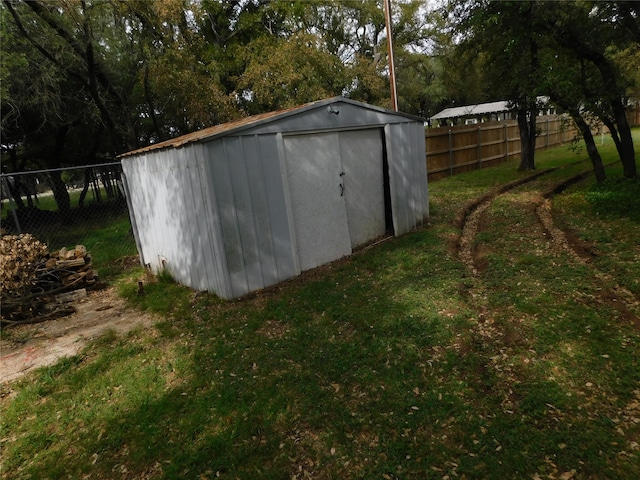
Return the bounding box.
[119,97,424,158]
[119,109,286,158]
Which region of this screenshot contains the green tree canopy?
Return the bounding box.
[7,0,636,214]
[444,0,638,179]
[2,1,433,169]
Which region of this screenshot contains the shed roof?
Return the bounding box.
[120,96,423,158]
[431,96,551,121]
[430,100,511,121]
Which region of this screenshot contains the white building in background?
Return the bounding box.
[430,97,554,127]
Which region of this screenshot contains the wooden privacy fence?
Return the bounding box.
[425,115,580,181]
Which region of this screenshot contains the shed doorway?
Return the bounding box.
[283,128,389,272]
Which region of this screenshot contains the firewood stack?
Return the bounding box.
[1,234,99,325]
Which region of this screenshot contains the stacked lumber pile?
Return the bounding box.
[1,234,99,325]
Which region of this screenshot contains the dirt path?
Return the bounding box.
[1,287,158,384]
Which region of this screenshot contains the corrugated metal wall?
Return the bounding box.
[340,129,387,248]
[283,131,353,272]
[386,122,429,235]
[122,147,231,296]
[124,134,300,299]
[205,134,297,298]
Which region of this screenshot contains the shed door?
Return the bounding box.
[284,133,351,272]
[339,129,386,248]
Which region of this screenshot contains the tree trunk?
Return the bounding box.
[570,110,606,182]
[5,178,26,210]
[48,126,71,213]
[78,168,92,208]
[601,116,623,153]
[101,168,116,199]
[25,190,35,208]
[92,175,102,203]
[4,148,26,209]
[528,106,537,166]
[584,49,637,178]
[517,107,537,171]
[144,65,164,143]
[23,176,38,207]
[611,99,637,179]
[48,171,70,213]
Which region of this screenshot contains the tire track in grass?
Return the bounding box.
[535,173,640,329]
[451,162,639,478]
[454,168,562,387]
[457,168,557,277]
[456,161,639,328]
[452,171,565,446]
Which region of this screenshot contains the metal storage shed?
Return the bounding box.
[120,97,429,299]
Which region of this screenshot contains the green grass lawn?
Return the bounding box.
[1,131,639,479]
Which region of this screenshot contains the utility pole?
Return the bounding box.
[384,0,398,111]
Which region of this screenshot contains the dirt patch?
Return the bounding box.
[562,229,601,260]
[458,199,491,276]
[535,198,585,264]
[473,213,492,274]
[599,288,640,329]
[0,286,159,384]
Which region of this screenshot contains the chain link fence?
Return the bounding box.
[1,162,139,279]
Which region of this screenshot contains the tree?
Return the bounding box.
[539,44,609,181]
[444,0,639,179]
[238,33,346,113]
[446,0,550,171]
[1,1,102,212]
[123,0,240,140]
[395,52,447,118]
[3,1,136,148]
[1,0,244,212]
[541,0,638,179]
[2,0,438,216]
